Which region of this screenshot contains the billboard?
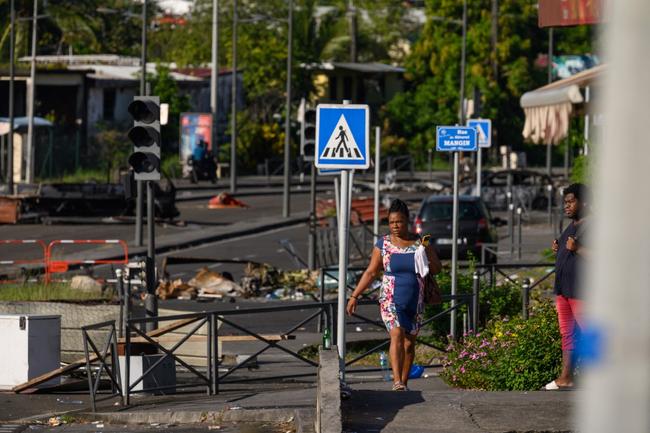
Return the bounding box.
[538,0,604,27]
[180,113,214,165]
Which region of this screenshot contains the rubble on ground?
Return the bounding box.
[156,263,319,300]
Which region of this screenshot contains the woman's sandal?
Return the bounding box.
[392,381,406,391]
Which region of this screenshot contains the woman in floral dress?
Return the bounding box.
[347,199,442,391]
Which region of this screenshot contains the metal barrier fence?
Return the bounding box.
[83,261,556,410]
[81,320,122,412]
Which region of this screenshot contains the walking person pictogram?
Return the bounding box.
[334,126,350,157]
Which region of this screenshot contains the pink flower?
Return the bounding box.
[460,366,466,373]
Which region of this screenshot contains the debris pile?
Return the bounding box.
[157,263,319,300]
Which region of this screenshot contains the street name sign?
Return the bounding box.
[436,126,478,152]
[467,119,492,148]
[315,104,370,169]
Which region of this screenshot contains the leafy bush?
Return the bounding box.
[424,266,522,341]
[441,301,561,390]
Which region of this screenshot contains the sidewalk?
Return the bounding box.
[343,373,577,433]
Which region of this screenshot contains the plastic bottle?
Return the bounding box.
[322,328,331,349]
[379,352,391,381]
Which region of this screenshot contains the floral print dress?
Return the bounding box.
[376,235,424,336]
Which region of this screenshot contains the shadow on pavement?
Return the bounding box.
[343,389,425,432]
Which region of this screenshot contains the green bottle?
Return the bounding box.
[322,328,331,350]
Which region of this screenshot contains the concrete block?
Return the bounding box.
[316,346,342,433]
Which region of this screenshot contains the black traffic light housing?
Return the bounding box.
[301,107,316,162]
[127,96,161,181]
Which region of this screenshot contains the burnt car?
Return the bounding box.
[463,169,554,211]
[413,195,498,261]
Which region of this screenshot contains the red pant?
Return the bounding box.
[556,295,584,351]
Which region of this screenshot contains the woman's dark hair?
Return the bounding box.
[564,183,588,202]
[388,199,409,219]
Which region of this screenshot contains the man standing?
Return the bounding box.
[546,183,589,390]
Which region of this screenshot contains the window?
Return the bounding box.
[103,88,116,120]
[421,202,482,221]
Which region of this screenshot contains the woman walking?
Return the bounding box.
[346,199,442,391]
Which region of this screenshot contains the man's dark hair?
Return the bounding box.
[388,199,409,219]
[564,183,588,202]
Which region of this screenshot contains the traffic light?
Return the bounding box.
[127,96,161,181]
[301,107,316,162]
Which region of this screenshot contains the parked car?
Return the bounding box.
[413,195,499,261]
[463,169,554,211]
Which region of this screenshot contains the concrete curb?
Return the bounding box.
[74,407,313,431]
[316,346,342,433]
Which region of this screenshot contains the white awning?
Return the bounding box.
[520,65,604,145]
[520,85,583,145]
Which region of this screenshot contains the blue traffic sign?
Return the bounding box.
[436,126,478,152]
[315,104,370,169]
[467,119,492,148]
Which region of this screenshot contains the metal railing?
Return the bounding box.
[81,320,123,412]
[83,261,556,409]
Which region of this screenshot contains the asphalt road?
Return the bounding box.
[0,422,290,433]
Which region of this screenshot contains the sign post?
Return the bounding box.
[315,103,370,379]
[436,126,478,338]
[467,119,492,199]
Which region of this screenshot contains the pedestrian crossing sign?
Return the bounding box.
[315,104,370,169]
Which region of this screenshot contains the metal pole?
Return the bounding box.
[564,138,570,179]
[521,278,530,320]
[337,169,350,379]
[282,0,293,218]
[491,0,498,80]
[7,0,15,193]
[509,202,515,257]
[472,271,479,331]
[333,177,340,228]
[476,147,482,198]
[584,86,590,156]
[451,2,467,339]
[230,0,238,193]
[459,0,468,127]
[145,180,157,332]
[548,28,554,84]
[308,162,317,270]
[210,0,219,166]
[517,206,522,260]
[427,148,432,181]
[25,0,38,184]
[135,0,148,247]
[373,126,380,243]
[348,0,357,63]
[450,151,460,339]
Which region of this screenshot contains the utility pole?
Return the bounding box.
[282,0,293,218]
[491,0,498,80]
[230,0,238,194]
[211,0,219,162]
[7,0,16,193]
[25,0,38,184]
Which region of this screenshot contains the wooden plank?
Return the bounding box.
[127,334,295,344]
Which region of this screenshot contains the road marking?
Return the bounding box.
[207,263,223,269]
[170,272,187,278]
[244,254,256,259]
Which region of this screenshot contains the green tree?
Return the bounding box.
[385,0,596,166]
[150,64,190,153]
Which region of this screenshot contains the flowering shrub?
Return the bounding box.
[441,301,561,390]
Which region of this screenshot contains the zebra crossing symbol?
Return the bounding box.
[319,115,363,160]
[315,104,369,169]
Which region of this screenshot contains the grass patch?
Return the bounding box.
[38,168,110,184]
[299,338,444,367]
[0,282,111,302]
